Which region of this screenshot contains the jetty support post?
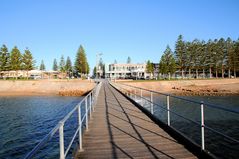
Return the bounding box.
[78,104,82,151]
[89,94,92,119]
[201,101,205,150]
[85,97,88,131]
[167,95,170,126]
[59,122,65,159]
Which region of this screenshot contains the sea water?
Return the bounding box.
[0,96,83,159]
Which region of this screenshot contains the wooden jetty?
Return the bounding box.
[76,82,198,159]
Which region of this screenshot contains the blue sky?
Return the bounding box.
[0,0,239,72]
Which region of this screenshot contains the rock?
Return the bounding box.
[59,90,85,96]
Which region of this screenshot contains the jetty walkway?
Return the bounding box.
[76,82,197,159]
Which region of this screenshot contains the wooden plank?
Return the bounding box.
[76,82,198,159]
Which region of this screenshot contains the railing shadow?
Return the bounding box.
[108,112,178,143]
[104,84,134,158]
[107,105,154,124]
[105,83,175,159]
[106,100,142,113]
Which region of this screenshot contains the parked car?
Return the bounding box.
[30,74,41,80]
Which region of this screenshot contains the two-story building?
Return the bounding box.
[105,63,148,79]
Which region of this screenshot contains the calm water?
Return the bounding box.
[0,96,83,159]
[0,95,238,159]
[142,95,239,159]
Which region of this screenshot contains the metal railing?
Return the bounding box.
[110,82,239,155]
[24,81,102,159]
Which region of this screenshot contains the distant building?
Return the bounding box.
[105,63,149,79]
[0,70,42,78]
[0,70,60,79]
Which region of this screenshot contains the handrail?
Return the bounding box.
[115,84,202,126]
[117,82,239,114]
[110,81,239,157]
[23,123,61,159]
[24,81,102,159]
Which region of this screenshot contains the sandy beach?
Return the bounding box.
[118,79,239,96]
[1,79,238,96]
[0,79,95,96]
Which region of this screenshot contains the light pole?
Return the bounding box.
[96,53,103,79]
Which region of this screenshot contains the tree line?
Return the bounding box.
[0,45,34,79]
[147,35,239,79]
[0,44,90,79]
[50,45,90,78]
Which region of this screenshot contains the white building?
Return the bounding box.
[0,70,59,79]
[105,63,149,79]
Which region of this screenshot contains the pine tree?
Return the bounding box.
[213,39,221,78]
[198,40,207,78]
[159,56,167,78]
[93,66,96,77]
[205,39,214,78]
[217,38,226,78]
[146,60,153,79]
[10,46,22,79]
[22,48,35,79]
[234,39,239,78]
[159,45,176,80]
[186,39,204,78]
[185,41,193,78]
[75,45,89,76]
[65,56,72,77]
[175,35,186,78]
[0,44,10,72]
[171,36,239,79]
[86,63,90,75]
[65,56,72,71]
[226,38,234,78]
[59,55,65,73]
[127,56,131,64]
[53,59,58,71]
[40,60,46,71]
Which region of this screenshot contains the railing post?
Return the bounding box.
[89,94,92,118]
[150,92,153,114]
[85,97,88,131]
[59,122,65,159]
[78,104,82,151]
[140,89,143,106]
[92,89,94,103]
[167,95,170,126]
[90,92,93,112]
[201,101,205,150]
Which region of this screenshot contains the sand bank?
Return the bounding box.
[0,79,95,96]
[118,79,239,96]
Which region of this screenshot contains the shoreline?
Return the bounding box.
[0,80,95,97]
[118,79,239,96]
